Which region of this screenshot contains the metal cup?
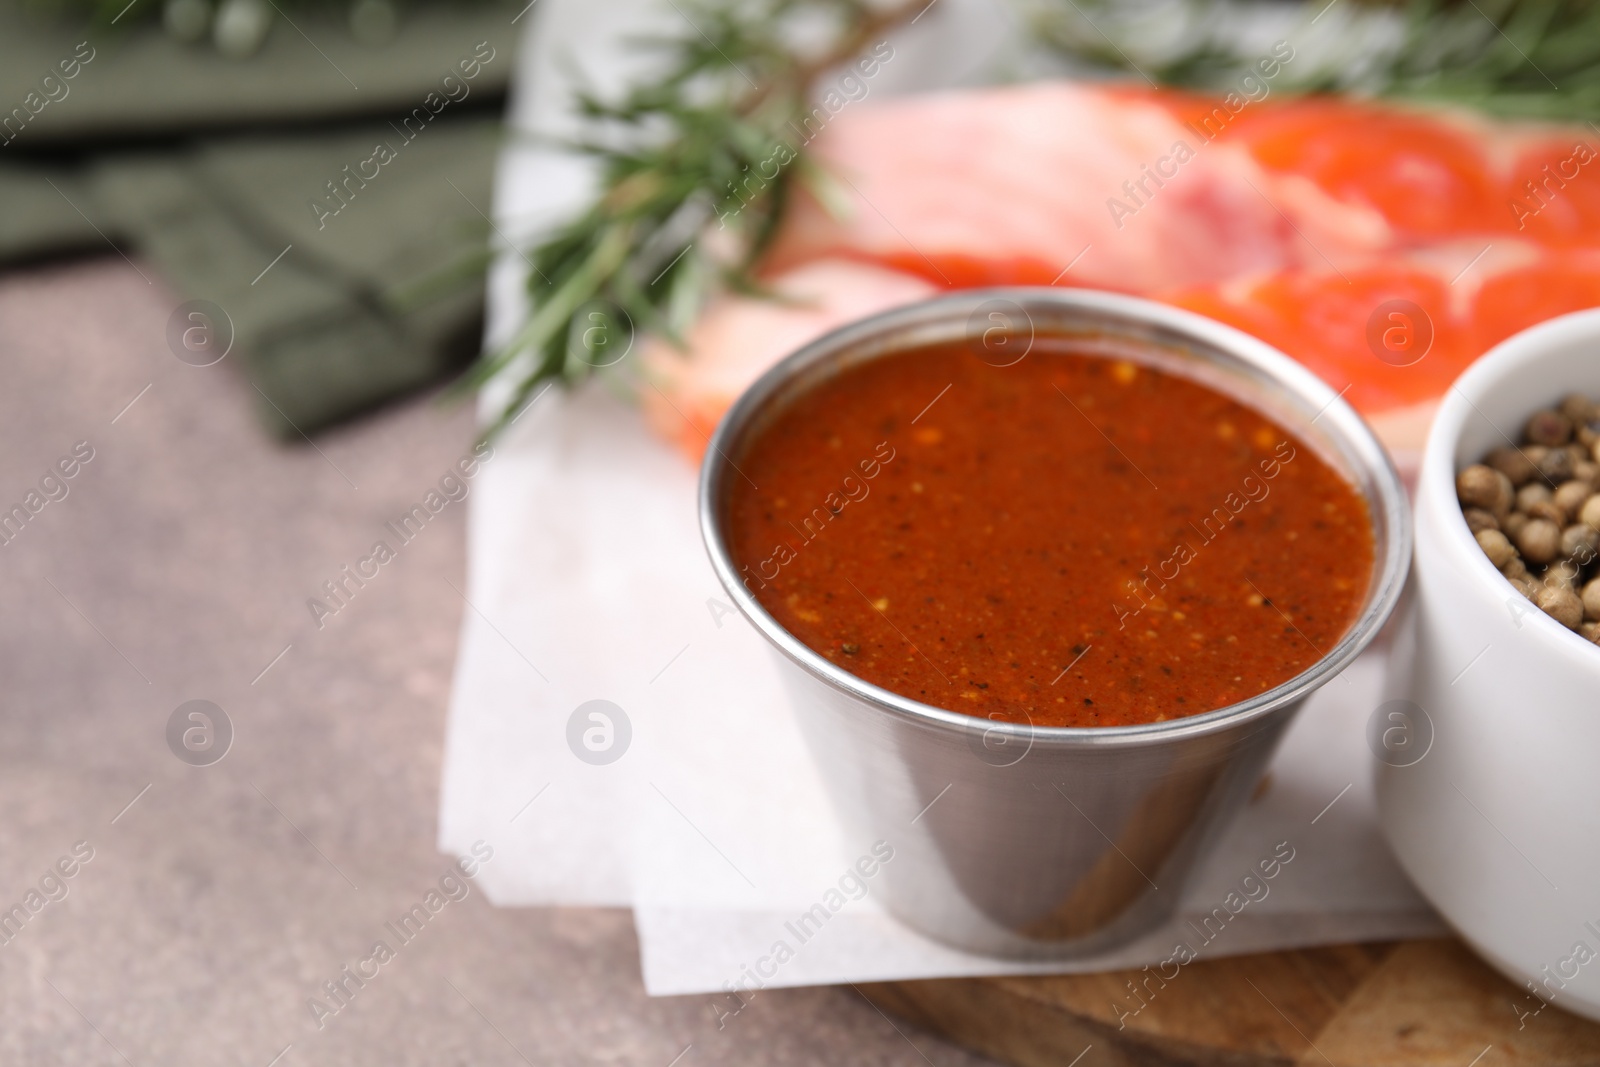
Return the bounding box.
[699,288,1410,958]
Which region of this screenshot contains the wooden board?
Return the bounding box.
[861,939,1600,1066]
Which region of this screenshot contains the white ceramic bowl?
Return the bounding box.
[1380,308,1600,1022]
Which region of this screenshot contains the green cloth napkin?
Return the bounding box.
[0,5,520,437]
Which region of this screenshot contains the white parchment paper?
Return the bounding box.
[437,0,1446,996]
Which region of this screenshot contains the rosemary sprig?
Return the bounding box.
[466,0,922,439]
[1032,0,1600,122]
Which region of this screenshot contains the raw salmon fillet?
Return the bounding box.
[763,81,1390,294]
[643,82,1600,462]
[1168,243,1600,452]
[1198,93,1600,245]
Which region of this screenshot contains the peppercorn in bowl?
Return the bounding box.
[1378,306,1600,1022]
[1455,398,1600,638]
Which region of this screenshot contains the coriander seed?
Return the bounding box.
[1538,447,1575,483]
[1457,465,1514,515]
[1563,523,1600,561]
[1516,483,1553,512]
[1560,393,1596,425]
[1486,447,1538,486]
[1582,494,1600,530]
[1554,480,1593,519]
[1536,583,1584,629]
[1517,517,1563,564]
[1526,408,1573,447]
[1475,528,1516,569]
[1529,500,1566,525]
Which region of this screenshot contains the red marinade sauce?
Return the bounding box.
[725,340,1375,728]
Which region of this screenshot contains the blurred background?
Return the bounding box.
[3,0,1599,1063]
[0,3,998,1063]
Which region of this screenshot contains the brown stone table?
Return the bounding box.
[0,258,997,1067]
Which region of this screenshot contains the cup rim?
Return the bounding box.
[699,287,1412,749]
[1421,306,1600,657]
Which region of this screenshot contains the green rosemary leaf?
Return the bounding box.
[1033,0,1600,123]
[469,0,925,438]
[663,245,707,341]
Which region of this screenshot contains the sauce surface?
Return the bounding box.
[726,341,1375,728]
